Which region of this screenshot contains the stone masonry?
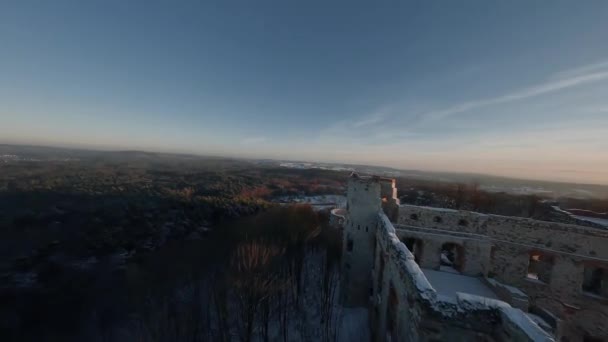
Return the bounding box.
[338,173,608,342]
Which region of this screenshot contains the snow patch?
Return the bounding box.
[500,307,554,342]
[526,313,553,334]
[422,268,499,300]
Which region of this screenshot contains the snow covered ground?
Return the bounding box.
[273,195,346,211]
[279,162,355,172]
[422,268,498,300]
[571,215,608,227]
[552,206,608,228]
[526,313,553,334]
[481,185,554,196]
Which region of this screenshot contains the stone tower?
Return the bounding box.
[341,173,382,307]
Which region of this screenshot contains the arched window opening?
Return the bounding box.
[583,265,607,297]
[488,246,497,277]
[526,251,553,284]
[403,237,424,264]
[440,242,465,273]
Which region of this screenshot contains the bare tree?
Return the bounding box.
[315,225,341,342]
[470,181,482,210]
[454,183,466,209]
[229,240,286,342]
[211,273,230,342]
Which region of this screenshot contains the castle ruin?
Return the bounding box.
[331,173,608,342]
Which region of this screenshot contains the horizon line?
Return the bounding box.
[2,141,608,188]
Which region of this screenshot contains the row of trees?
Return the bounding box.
[398,180,548,218]
[128,205,344,342]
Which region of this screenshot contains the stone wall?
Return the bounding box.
[341,175,382,307]
[338,174,602,341]
[371,213,553,342]
[396,204,608,341]
[395,225,493,276]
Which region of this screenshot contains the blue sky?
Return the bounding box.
[1,1,607,184]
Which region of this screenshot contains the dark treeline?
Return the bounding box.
[397,180,541,216]
[2,205,343,342]
[558,197,608,214]
[0,155,348,342]
[396,178,607,225]
[0,157,347,267]
[129,205,343,342]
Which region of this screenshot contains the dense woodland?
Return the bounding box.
[0,147,606,341]
[0,153,348,341]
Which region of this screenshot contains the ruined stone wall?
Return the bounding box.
[396,205,608,259]
[394,225,493,276]
[396,204,608,341]
[372,213,553,342]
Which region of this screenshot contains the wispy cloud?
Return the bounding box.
[352,108,389,128]
[318,60,608,148]
[313,61,608,183]
[551,60,608,80]
[417,63,608,123]
[319,66,606,183]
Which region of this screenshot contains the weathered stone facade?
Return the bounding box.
[341,175,382,307]
[339,173,608,342]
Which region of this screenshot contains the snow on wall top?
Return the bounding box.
[377,212,554,341]
[378,212,436,300]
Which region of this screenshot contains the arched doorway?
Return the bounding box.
[440,242,465,273]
